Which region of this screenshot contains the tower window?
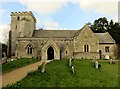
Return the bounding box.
[17,16,20,20]
[84,44,89,52]
[16,25,17,29]
[66,51,67,54]
[27,45,33,54]
[105,46,109,52]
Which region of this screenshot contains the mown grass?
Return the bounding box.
[2,58,40,74]
[4,59,118,88]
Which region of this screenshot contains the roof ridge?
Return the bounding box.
[35,30,78,31]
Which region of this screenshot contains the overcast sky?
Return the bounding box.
[0,0,119,43]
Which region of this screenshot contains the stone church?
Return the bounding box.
[8,11,118,60]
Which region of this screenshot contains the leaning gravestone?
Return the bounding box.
[41,61,46,73]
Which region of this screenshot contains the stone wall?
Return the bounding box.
[73,52,99,59]
[16,37,74,60]
[16,39,38,58]
[73,25,99,59]
[99,44,118,59]
[10,12,36,55]
[15,26,118,60]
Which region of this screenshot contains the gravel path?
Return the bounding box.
[1,60,43,87]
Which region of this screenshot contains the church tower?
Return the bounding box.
[10,11,36,55]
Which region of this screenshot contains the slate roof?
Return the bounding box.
[95,32,115,44]
[32,29,115,44]
[33,30,78,38]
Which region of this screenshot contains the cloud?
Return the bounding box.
[19,0,118,23]
[19,0,68,29]
[71,0,118,22]
[70,0,118,22]
[0,24,10,44]
[19,0,68,16]
[43,20,59,29]
[79,0,118,15]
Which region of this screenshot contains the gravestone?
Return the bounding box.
[41,61,46,73]
[105,55,109,59]
[109,59,115,64]
[69,57,72,67]
[17,56,21,59]
[71,66,75,74]
[109,59,112,64]
[2,52,7,64]
[95,60,98,69]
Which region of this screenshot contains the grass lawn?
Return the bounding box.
[4,59,118,88]
[2,58,40,74]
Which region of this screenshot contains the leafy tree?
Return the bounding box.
[89,17,108,33]
[87,17,120,44]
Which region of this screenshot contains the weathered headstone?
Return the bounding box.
[2,52,7,64]
[105,55,109,59]
[2,58,7,64]
[95,60,98,69]
[17,56,20,59]
[71,66,75,74]
[69,58,72,67]
[41,61,46,73]
[109,59,113,64]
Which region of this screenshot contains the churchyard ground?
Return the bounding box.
[3,59,118,88]
[2,58,40,74]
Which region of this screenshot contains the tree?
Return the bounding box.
[2,43,7,58]
[89,17,108,33]
[87,17,120,44]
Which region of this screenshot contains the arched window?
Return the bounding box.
[84,43,89,52]
[27,45,33,54]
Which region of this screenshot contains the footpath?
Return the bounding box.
[1,61,43,87]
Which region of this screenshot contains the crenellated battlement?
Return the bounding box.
[11,11,36,22]
[11,11,33,16]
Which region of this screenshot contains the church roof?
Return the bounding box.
[33,30,78,38]
[95,32,115,44]
[32,29,115,44]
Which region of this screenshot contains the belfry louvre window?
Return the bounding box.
[27,45,33,54]
[105,46,109,52]
[84,44,89,52]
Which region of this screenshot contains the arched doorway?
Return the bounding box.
[47,46,54,60]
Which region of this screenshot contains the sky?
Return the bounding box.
[0,0,119,44]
